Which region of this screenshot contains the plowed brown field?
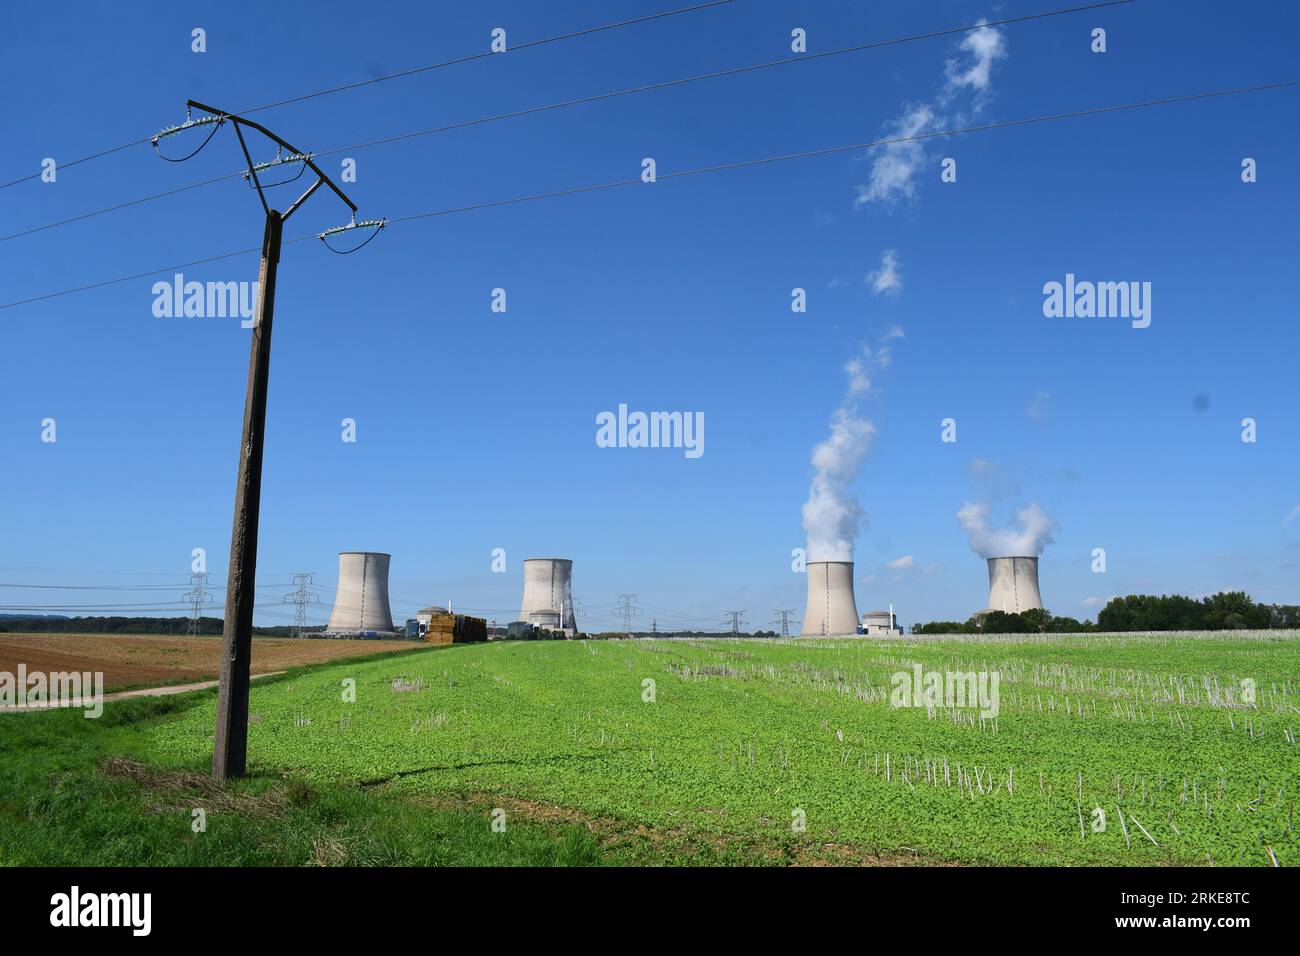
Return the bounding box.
[0,633,427,690]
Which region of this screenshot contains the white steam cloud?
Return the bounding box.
[811,30,1001,561]
[957,501,1056,558]
[802,407,875,562]
[803,336,901,562]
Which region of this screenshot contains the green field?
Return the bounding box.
[3,634,1297,866]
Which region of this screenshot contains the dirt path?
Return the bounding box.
[0,670,285,713]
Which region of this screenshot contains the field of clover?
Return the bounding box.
[145,633,1299,864]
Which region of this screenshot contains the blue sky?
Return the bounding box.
[1,0,1297,632]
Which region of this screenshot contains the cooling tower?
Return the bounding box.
[801,561,860,636]
[325,552,395,633]
[985,556,1044,614]
[519,558,577,635]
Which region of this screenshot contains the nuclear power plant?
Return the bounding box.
[324,551,395,635]
[861,608,903,637]
[519,558,577,636]
[984,556,1044,614]
[299,547,1043,641]
[801,561,860,636]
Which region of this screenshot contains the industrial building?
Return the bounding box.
[861,608,903,637]
[983,556,1044,614]
[519,558,577,636]
[324,551,396,636]
[801,560,860,636]
[506,620,570,641]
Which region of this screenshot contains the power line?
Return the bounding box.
[0,0,734,191]
[723,610,747,635]
[0,171,246,244]
[5,77,1297,313]
[0,244,268,310]
[238,0,736,116]
[0,602,199,610]
[0,581,211,591]
[0,0,1131,246]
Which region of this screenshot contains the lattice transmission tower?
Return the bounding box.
[615,593,641,634]
[723,609,747,636]
[284,572,319,638]
[772,609,797,637]
[183,573,213,636]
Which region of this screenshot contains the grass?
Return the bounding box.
[0,690,608,866]
[2,634,1297,866]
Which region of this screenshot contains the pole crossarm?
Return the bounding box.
[185,99,358,221]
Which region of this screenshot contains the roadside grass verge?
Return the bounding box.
[0,672,607,867]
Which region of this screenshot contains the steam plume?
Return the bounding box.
[802,406,875,562]
[802,339,897,562]
[957,501,1055,558]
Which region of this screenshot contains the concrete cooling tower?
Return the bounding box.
[985,556,1044,614]
[801,561,860,636]
[519,558,577,635]
[325,552,395,634]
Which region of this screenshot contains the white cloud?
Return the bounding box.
[886,555,915,570]
[868,249,903,297]
[1026,390,1051,421]
[855,24,1007,209]
[943,23,1007,100]
[1285,504,1300,524]
[854,106,934,208]
[843,356,872,395]
[1081,596,1102,608]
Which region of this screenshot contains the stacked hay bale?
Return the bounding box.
[419,608,487,645]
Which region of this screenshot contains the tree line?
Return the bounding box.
[913,592,1300,634]
[0,615,313,637]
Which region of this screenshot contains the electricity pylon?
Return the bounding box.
[616,593,641,634]
[155,100,379,779]
[182,573,212,635]
[284,573,319,639]
[772,609,796,637]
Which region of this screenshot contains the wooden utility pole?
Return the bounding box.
[162,100,369,779]
[212,208,282,778]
